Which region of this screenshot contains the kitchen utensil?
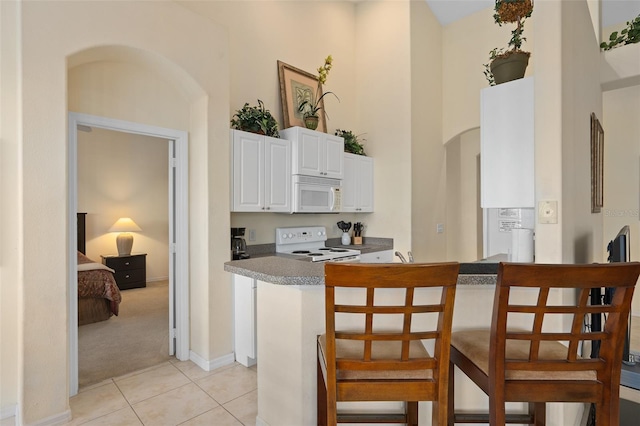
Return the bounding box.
[408,251,414,263]
[337,221,352,233]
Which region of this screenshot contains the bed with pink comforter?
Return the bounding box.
[77,251,121,325]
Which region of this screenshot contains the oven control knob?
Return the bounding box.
[288,233,294,239]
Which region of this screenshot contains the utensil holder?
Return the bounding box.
[353,236,362,245]
[341,232,351,245]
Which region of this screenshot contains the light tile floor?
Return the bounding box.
[2,320,640,425]
[66,359,256,426]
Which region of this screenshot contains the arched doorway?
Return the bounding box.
[67,46,198,396]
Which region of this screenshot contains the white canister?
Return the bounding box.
[511,228,534,262]
[341,232,351,245]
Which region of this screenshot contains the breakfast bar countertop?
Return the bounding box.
[224,251,500,286]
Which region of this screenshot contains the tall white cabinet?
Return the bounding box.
[231,129,292,212]
[480,77,534,208]
[279,126,344,179]
[342,153,374,212]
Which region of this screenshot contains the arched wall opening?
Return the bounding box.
[444,127,483,262]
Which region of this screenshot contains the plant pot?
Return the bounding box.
[304,116,319,130]
[490,51,530,85]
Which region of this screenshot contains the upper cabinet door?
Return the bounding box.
[480,77,534,208]
[264,136,292,212]
[280,126,344,179]
[232,130,264,212]
[356,155,374,212]
[324,134,345,179]
[296,129,323,176]
[231,130,291,212]
[342,153,374,213]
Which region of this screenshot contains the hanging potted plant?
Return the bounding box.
[484,0,534,85]
[230,99,280,138]
[298,55,339,130]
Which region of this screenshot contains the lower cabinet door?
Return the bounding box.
[233,274,257,367]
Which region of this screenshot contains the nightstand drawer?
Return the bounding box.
[103,255,145,271]
[114,269,146,289]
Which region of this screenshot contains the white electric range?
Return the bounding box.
[275,226,361,262]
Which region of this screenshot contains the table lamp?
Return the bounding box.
[109,217,142,256]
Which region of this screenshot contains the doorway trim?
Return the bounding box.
[68,112,190,396]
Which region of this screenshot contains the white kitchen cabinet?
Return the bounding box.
[359,250,393,263]
[342,153,374,212]
[280,126,344,179]
[480,77,534,208]
[233,274,257,367]
[231,129,291,212]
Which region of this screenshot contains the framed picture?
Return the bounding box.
[277,60,326,133]
[591,112,604,213]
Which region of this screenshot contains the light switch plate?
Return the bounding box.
[538,200,558,224]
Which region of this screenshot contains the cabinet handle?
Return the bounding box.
[261,207,265,210]
[266,206,271,210]
[125,262,130,266]
[125,275,130,279]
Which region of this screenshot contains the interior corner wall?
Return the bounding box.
[11,1,230,423]
[532,0,564,264]
[353,0,413,256]
[0,0,21,418]
[603,85,640,315]
[409,0,446,262]
[560,0,604,265]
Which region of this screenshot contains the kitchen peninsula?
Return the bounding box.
[224,252,499,425]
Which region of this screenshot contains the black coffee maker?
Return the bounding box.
[231,227,250,260]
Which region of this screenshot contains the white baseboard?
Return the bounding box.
[189,350,235,372]
[1,404,16,421]
[21,409,71,426]
[147,276,169,283]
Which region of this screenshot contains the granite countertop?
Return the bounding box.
[225,246,500,286]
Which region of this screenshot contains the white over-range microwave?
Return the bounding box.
[292,175,342,213]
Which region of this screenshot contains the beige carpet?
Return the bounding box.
[78,280,171,388]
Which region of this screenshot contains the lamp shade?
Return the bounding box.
[109,217,142,233]
[109,218,142,256]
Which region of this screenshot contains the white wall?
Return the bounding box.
[77,127,169,281]
[559,0,605,265]
[603,84,640,315]
[1,1,229,422]
[409,0,447,262]
[0,0,20,417]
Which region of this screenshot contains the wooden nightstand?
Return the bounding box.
[101,253,147,290]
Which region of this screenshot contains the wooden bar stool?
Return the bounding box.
[448,262,640,425]
[318,262,459,426]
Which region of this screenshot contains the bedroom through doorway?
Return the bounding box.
[68,112,190,396]
[77,126,170,388]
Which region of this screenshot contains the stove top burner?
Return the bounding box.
[275,226,361,262]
